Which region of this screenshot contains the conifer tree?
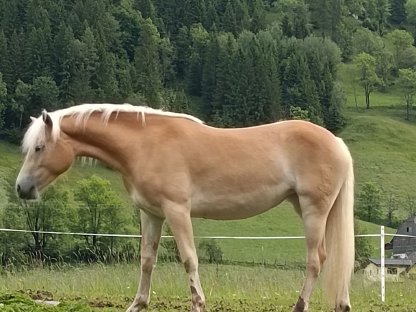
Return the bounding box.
[201,33,219,110]
[95,46,119,100]
[234,0,250,33]
[251,0,267,33]
[222,1,238,34]
[134,18,163,107]
[53,23,75,102]
[175,26,191,79]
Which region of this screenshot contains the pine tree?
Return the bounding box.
[134,18,163,107]
[187,24,209,96]
[95,46,119,100]
[24,20,53,80]
[204,0,220,30]
[6,30,25,91]
[212,33,237,123]
[53,23,75,102]
[67,26,99,102]
[112,0,143,61]
[281,48,321,123]
[184,0,207,27]
[222,1,238,34]
[135,0,157,20]
[389,0,406,26]
[175,26,191,79]
[201,34,219,111]
[256,30,281,123]
[116,54,133,99]
[0,73,7,130]
[234,0,250,33]
[31,76,60,112]
[251,0,267,33]
[281,15,293,38]
[0,31,9,88]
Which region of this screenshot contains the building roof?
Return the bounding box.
[369,258,413,267]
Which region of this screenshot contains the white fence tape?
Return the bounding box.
[1,228,406,239]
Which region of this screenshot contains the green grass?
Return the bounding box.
[1,263,416,311]
[0,110,405,265]
[338,63,404,109]
[2,70,415,264]
[339,112,416,220]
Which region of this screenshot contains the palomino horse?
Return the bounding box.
[16,104,354,312]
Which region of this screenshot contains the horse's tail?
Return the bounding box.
[323,142,355,306]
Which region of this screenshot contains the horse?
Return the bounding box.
[16,103,354,312]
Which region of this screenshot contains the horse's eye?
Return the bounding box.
[35,145,45,152]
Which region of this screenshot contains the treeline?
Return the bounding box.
[1,0,416,142]
[0,0,373,144]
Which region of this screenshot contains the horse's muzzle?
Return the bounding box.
[16,178,38,200]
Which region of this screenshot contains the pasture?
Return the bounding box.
[1,63,416,311]
[1,263,416,311]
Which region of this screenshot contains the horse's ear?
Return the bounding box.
[42,110,53,128]
[30,116,36,122]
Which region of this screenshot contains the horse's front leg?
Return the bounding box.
[164,200,205,312]
[126,210,164,312]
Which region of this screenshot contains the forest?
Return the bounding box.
[1,0,416,266]
[0,0,381,143]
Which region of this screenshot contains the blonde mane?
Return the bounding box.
[22,103,204,153]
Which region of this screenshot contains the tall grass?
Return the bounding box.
[1,263,416,311]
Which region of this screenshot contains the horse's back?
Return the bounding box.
[171,119,347,220]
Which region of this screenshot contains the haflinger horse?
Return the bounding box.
[16,103,354,312]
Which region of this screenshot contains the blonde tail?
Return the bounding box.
[323,147,355,307]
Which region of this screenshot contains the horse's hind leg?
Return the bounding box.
[164,201,205,312]
[126,210,164,312]
[293,197,329,312]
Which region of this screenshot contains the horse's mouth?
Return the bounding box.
[16,184,39,200]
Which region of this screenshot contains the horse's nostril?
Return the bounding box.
[17,184,21,192]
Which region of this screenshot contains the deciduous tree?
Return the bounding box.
[398,68,416,120]
[354,52,381,109]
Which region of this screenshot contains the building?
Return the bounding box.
[386,215,416,262]
[365,258,413,281]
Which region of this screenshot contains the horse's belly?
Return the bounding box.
[190,184,291,220]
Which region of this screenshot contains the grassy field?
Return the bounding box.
[1,64,415,310]
[0,110,405,265]
[0,63,414,265]
[338,63,404,109]
[1,263,416,311]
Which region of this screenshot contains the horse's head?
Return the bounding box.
[16,110,74,199]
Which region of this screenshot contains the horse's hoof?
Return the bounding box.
[292,296,307,312]
[336,303,351,312]
[126,302,148,312]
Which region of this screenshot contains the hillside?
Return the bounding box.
[0,109,408,264]
[341,112,416,208]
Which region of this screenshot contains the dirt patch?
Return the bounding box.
[20,289,54,301]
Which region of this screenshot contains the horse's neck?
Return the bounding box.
[61,113,144,174]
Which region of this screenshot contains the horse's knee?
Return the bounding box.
[141,255,156,273]
[307,256,321,278]
[184,258,198,273]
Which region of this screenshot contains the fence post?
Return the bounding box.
[380,225,385,303]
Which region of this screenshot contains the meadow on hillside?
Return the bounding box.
[1,263,416,311]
